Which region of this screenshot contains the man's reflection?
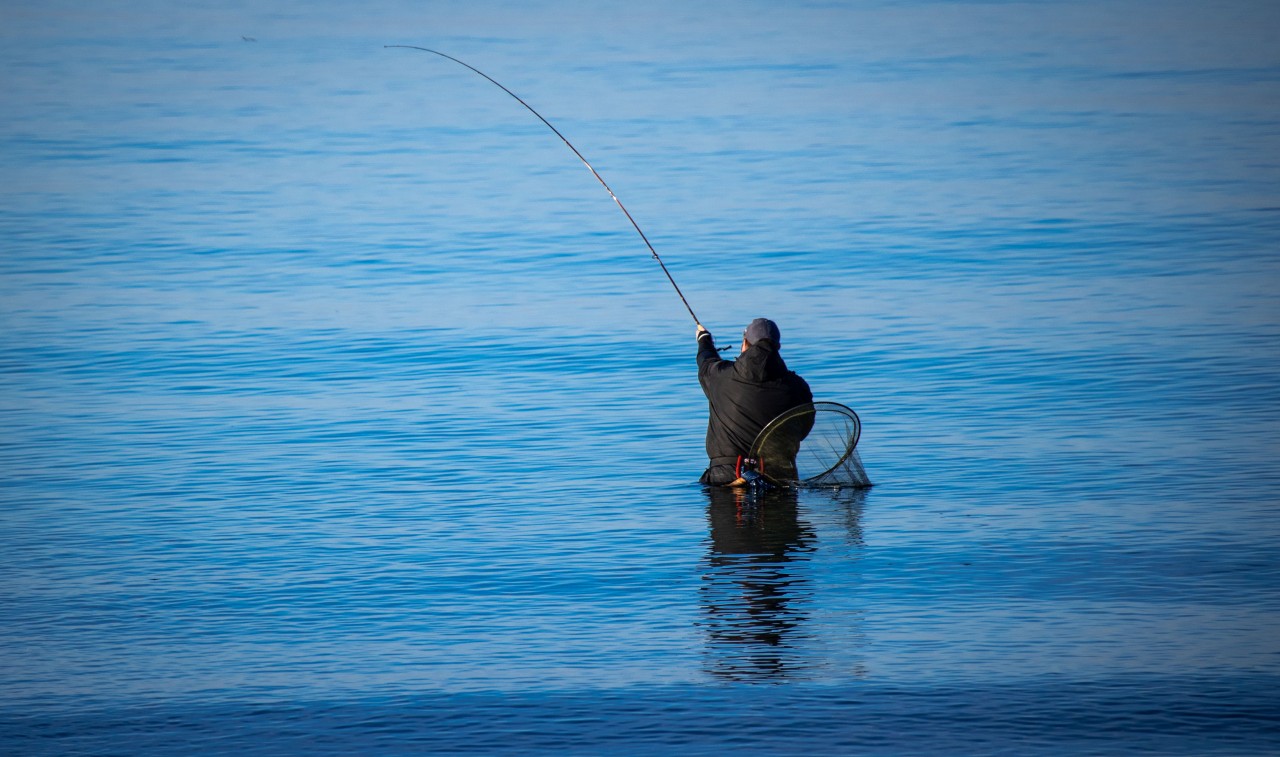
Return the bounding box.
[699,485,815,681]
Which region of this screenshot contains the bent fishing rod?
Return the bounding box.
[387,45,701,326]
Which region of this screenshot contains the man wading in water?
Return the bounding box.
[696,318,813,486]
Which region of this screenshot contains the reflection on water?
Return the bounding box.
[699,485,816,681]
[825,486,868,551]
[700,486,872,682]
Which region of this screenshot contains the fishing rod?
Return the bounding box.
[387,45,701,326]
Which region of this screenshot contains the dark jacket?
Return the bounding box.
[697,332,812,485]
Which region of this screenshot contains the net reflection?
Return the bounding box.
[698,485,816,681]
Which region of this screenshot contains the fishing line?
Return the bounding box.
[387,45,701,325]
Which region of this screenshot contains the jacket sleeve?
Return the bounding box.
[696,330,721,374]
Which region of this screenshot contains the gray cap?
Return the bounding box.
[744,317,781,345]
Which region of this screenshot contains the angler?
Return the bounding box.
[390,47,869,489]
[695,318,812,486]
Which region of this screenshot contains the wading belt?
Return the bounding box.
[710,455,763,479]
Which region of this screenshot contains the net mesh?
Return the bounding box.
[749,402,871,488]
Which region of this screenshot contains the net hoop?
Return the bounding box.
[749,402,863,485]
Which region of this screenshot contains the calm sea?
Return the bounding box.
[3,1,1279,754]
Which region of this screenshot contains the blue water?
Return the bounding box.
[3,1,1280,754]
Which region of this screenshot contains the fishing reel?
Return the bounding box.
[734,456,773,494]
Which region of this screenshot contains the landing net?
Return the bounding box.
[749,402,871,488]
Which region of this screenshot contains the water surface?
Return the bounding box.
[2,0,1279,753]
